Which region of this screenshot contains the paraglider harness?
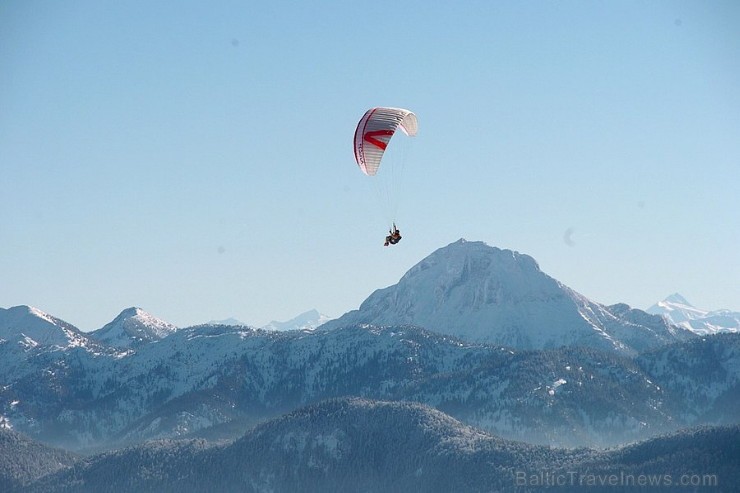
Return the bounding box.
[384,224,402,247]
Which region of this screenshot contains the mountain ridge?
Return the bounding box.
[3,321,737,451]
[1,240,736,453]
[20,399,740,493]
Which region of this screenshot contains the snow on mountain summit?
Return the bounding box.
[663,293,692,306]
[647,294,739,335]
[90,307,178,348]
[0,305,89,348]
[321,239,691,354]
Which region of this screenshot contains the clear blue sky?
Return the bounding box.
[2,1,738,330]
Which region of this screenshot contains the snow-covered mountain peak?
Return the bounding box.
[663,293,692,306]
[647,294,739,335]
[321,240,691,354]
[390,240,554,319]
[0,305,87,348]
[118,307,143,318]
[407,239,540,274]
[647,294,706,322]
[2,305,62,326]
[90,307,178,348]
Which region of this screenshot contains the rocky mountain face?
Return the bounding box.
[18,399,740,493]
[320,240,694,355]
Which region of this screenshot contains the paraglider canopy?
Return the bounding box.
[353,107,418,176]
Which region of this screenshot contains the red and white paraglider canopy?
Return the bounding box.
[353,107,418,176]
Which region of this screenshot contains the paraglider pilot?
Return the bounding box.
[384,224,402,246]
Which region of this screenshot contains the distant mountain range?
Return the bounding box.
[647,293,740,334]
[0,304,331,356]
[1,238,738,487]
[207,317,249,326]
[261,309,332,331]
[209,309,332,331]
[1,315,738,451]
[6,399,739,493]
